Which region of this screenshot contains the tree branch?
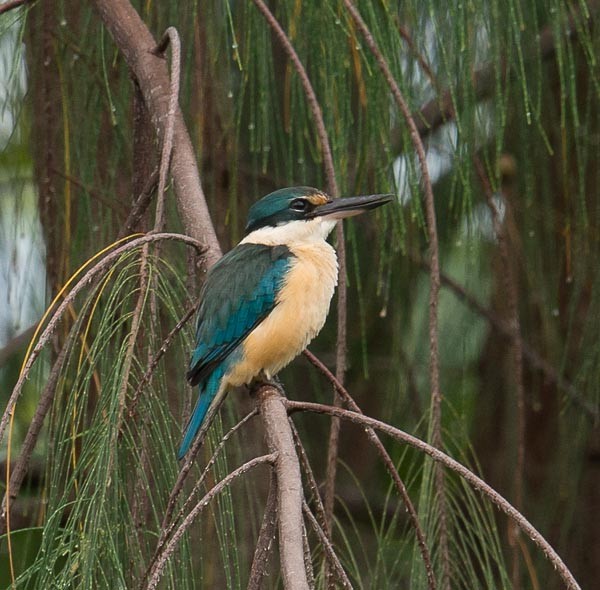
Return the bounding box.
[0,0,28,15]
[90,0,222,266]
[256,384,310,590]
[250,0,347,542]
[342,2,447,585]
[0,233,204,448]
[286,400,581,590]
[145,454,276,590]
[303,350,437,589]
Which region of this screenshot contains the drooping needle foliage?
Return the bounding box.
[0,0,598,588]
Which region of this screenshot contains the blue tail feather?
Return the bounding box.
[177,367,226,460]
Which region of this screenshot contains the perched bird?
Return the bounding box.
[178,186,392,459]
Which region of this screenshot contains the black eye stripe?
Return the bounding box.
[290,199,309,211]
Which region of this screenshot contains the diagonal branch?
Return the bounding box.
[286,400,581,590]
[0,0,28,15]
[145,454,276,590]
[302,500,353,589]
[303,350,436,590]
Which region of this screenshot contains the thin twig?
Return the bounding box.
[303,501,353,589]
[0,233,205,447]
[126,300,199,423]
[302,518,316,590]
[290,423,329,535]
[152,27,180,233]
[285,400,581,590]
[145,454,276,590]
[109,244,151,467]
[142,409,259,589]
[249,1,338,196]
[250,0,346,542]
[247,471,279,590]
[303,350,436,590]
[117,168,159,239]
[341,3,447,584]
[92,0,222,266]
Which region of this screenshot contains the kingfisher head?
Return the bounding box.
[243,186,392,244]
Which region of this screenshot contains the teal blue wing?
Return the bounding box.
[187,243,293,386]
[178,243,293,459]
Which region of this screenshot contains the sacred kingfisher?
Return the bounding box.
[178,186,392,459]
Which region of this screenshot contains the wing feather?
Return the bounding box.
[186,243,293,386]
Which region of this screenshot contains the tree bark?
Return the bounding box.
[257,385,309,590]
[91,0,222,266]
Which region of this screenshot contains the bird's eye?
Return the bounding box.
[290,199,308,212]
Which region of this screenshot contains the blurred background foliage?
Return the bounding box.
[0,0,598,588]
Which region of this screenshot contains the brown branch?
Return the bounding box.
[140,409,259,589]
[255,384,310,589]
[152,27,180,232]
[341,2,447,585]
[302,523,316,589]
[0,0,28,15]
[302,501,353,589]
[286,400,582,590]
[290,423,329,537]
[249,0,338,197]
[144,454,276,590]
[126,300,199,423]
[118,168,159,239]
[342,0,442,440]
[250,0,346,542]
[0,233,205,448]
[91,0,222,267]
[303,350,436,590]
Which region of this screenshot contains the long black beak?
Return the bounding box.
[310,193,394,220]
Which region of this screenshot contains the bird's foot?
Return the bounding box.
[248,372,284,396]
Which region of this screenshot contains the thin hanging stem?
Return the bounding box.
[341,1,447,585]
[250,0,345,541]
[0,233,204,448]
[145,454,276,590]
[153,27,180,233]
[302,500,353,589]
